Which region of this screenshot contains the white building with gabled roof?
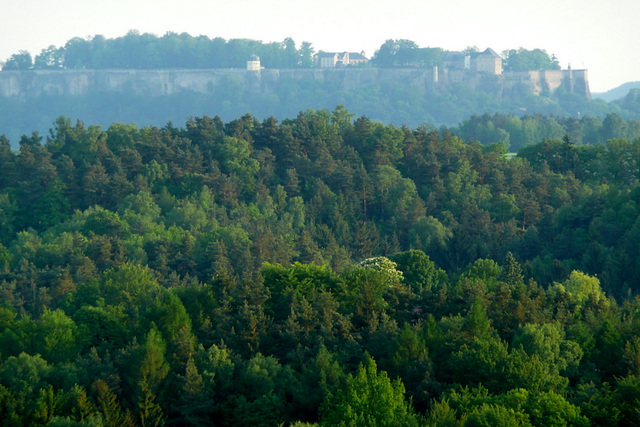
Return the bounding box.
[314,51,368,68]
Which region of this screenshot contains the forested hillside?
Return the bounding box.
[2,109,640,424]
[455,110,640,152]
[1,78,637,150]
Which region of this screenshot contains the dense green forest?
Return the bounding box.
[455,108,640,152]
[2,108,640,424]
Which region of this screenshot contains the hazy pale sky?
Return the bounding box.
[1,0,638,92]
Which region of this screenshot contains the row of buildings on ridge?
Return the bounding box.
[247,48,503,75]
[243,49,589,99]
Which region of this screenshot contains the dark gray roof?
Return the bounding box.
[248,54,260,61]
[316,52,338,58]
[482,48,501,58]
[349,52,367,60]
[445,52,466,60]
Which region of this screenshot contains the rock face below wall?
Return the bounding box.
[0,67,590,100]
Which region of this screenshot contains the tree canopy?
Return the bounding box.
[2,32,316,71]
[0,109,640,424]
[502,48,560,72]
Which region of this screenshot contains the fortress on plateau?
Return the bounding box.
[0,49,590,101]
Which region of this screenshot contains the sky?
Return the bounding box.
[1,0,639,93]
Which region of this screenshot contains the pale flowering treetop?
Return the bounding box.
[358,256,404,286]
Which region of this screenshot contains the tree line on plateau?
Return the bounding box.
[1,32,557,72]
[2,108,640,424]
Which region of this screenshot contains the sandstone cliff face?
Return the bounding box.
[0,67,590,100]
[501,70,591,99]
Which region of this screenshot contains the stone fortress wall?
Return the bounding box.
[0,66,590,100]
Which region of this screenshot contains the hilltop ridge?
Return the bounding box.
[0,33,625,147]
[0,65,590,100]
[594,81,640,101]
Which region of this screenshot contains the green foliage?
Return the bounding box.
[511,323,582,377]
[35,308,80,363]
[0,352,51,397]
[500,252,524,286]
[389,250,442,294]
[465,404,529,426]
[502,48,560,72]
[573,382,621,425]
[425,399,465,426]
[357,256,404,286]
[2,50,33,70]
[100,264,163,310]
[339,266,395,329]
[409,216,452,264]
[93,378,135,427]
[561,270,609,307]
[521,391,588,426]
[137,377,164,427]
[171,356,211,426]
[460,259,501,288]
[5,33,318,71]
[2,78,636,148]
[134,325,170,392]
[440,386,588,427]
[372,39,444,67]
[321,354,421,426]
[1,109,640,424]
[262,262,342,319]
